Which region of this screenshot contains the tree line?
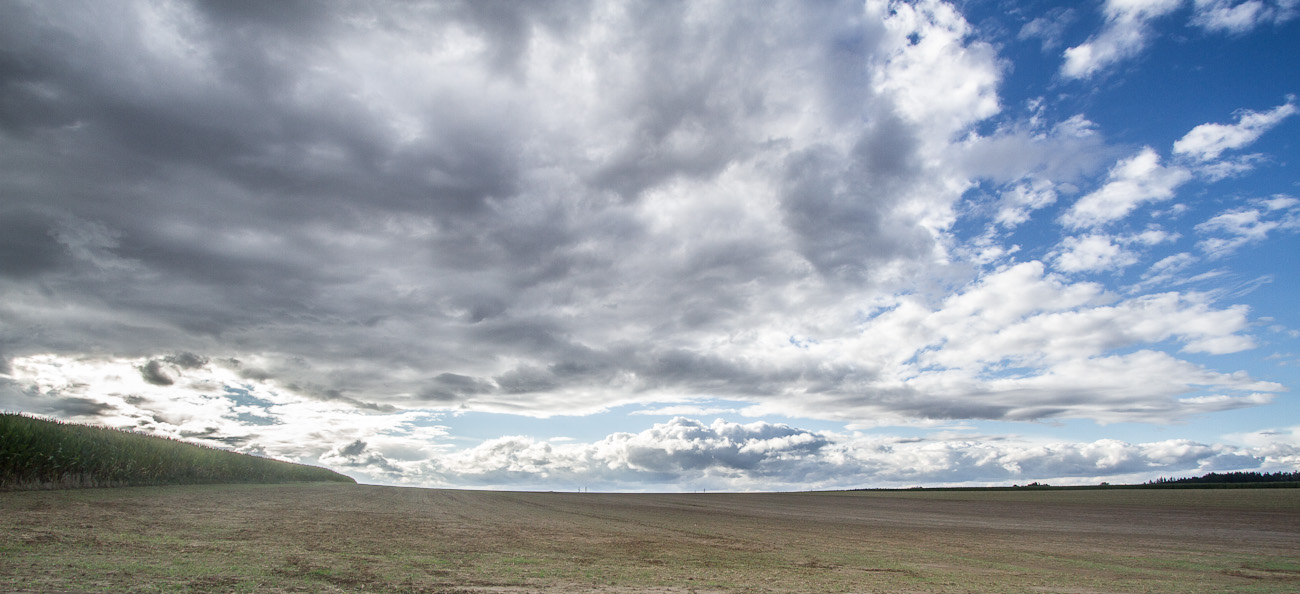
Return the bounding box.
[1145,471,1300,485]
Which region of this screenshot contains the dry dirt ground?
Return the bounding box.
[1,483,1298,593]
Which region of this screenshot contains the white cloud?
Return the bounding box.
[1173,98,1298,162]
[1054,234,1138,272]
[1053,226,1178,274]
[1061,148,1192,228]
[1194,153,1270,181]
[630,404,741,417]
[1191,0,1300,33]
[1,354,445,479]
[1061,0,1184,79]
[1224,425,1300,468]
[1018,8,1077,51]
[1133,252,1201,290]
[3,336,1282,490]
[1196,195,1300,257]
[1062,1,1298,78]
[870,0,1001,142]
[409,416,1290,491]
[721,261,1274,425]
[995,179,1059,228]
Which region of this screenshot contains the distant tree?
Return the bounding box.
[1145,471,1300,486]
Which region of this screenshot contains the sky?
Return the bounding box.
[2,0,1299,492]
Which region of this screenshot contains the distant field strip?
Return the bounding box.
[2,484,1298,593]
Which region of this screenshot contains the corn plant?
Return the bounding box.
[0,412,354,490]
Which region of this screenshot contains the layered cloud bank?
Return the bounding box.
[2,0,1297,489]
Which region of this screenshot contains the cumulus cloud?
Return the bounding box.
[1196,195,1300,257]
[1054,234,1139,273]
[994,179,1060,228]
[0,1,1293,490]
[0,0,1011,419]
[1061,148,1192,229]
[412,416,1287,491]
[1173,98,1297,162]
[1063,1,1299,78]
[1053,228,1177,273]
[1,354,446,470]
[320,439,402,476]
[1191,0,1299,33]
[1061,0,1184,79]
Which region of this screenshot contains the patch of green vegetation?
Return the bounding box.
[0,412,353,490]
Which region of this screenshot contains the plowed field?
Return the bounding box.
[2,484,1297,593]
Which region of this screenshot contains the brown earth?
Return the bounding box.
[2,483,1298,593]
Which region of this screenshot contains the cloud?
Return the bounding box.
[1054,234,1139,273]
[994,179,1060,228]
[958,114,1112,188]
[430,417,837,489]
[717,261,1271,424]
[1196,195,1300,257]
[139,360,175,386]
[869,0,1001,141]
[0,1,1293,490]
[1062,1,1298,78]
[1136,252,1200,289]
[0,354,446,472]
[1225,424,1300,468]
[417,416,1290,491]
[1191,0,1300,33]
[1018,8,1077,51]
[1053,228,1177,273]
[319,439,402,475]
[1061,148,1192,229]
[1061,0,1184,79]
[1173,98,1297,162]
[0,0,1010,418]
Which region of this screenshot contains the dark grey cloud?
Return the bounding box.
[165,352,209,369]
[139,360,175,386]
[135,353,207,386]
[0,379,116,418]
[4,1,908,381]
[418,372,496,403]
[49,397,118,418]
[780,121,930,282]
[0,209,67,279]
[281,384,399,413]
[2,0,1267,436]
[321,438,401,474]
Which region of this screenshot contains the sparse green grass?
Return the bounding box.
[1,483,1297,593]
[0,412,353,490]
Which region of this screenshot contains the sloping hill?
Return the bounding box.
[0,412,355,490]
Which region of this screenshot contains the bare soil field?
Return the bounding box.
[2,483,1297,593]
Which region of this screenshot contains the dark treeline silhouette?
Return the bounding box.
[1146,471,1300,485]
[852,470,1299,492]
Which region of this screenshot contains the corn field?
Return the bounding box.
[0,412,354,490]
